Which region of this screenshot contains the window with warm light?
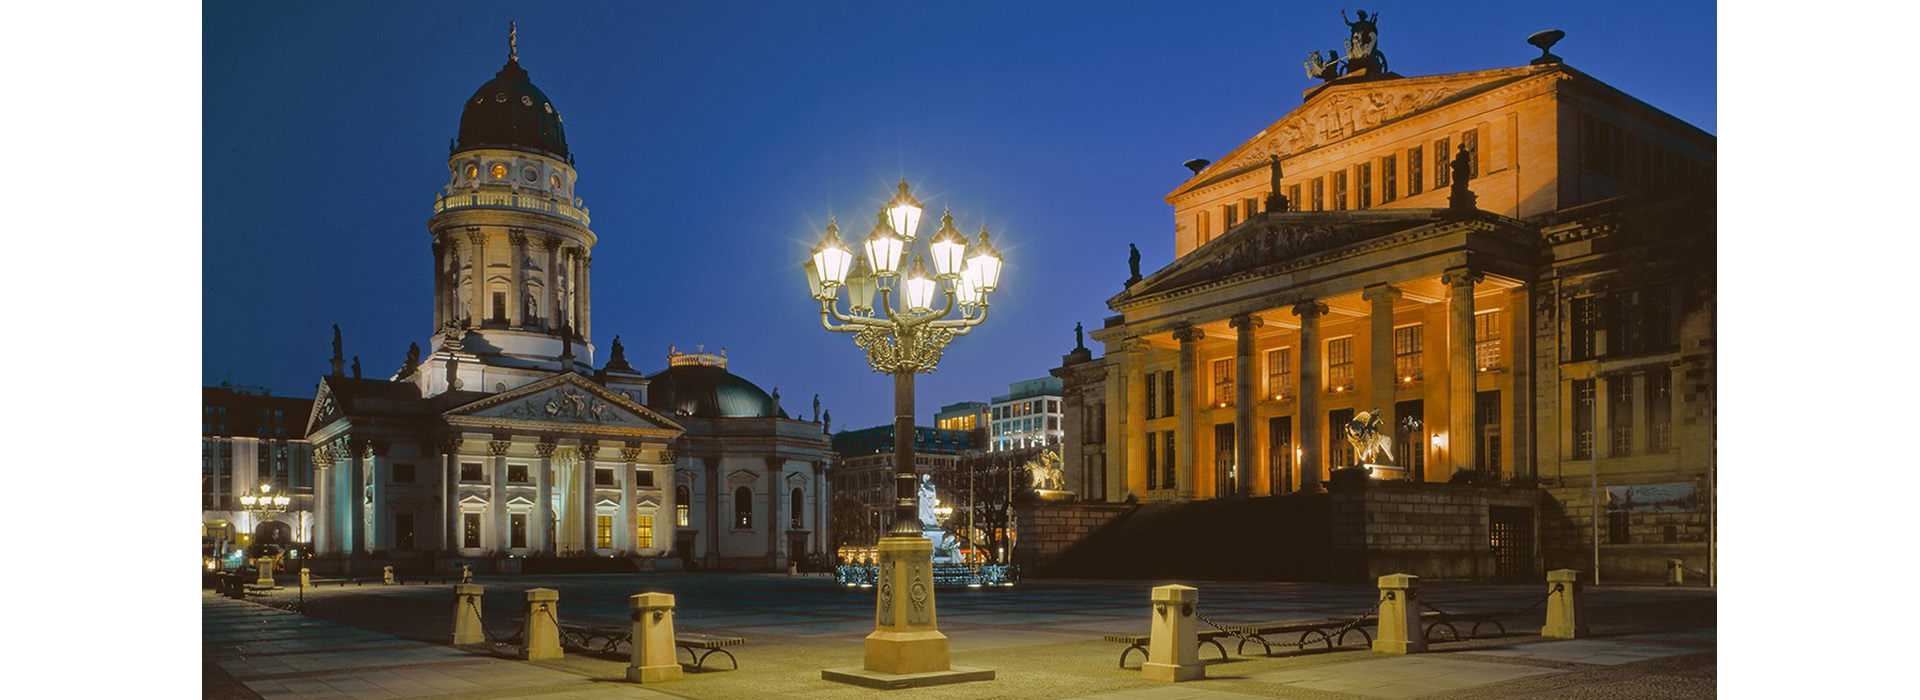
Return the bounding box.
[734,487,753,529]
[1569,297,1599,361]
[1331,171,1348,210]
[1394,325,1423,382]
[635,515,654,549]
[1327,337,1354,391]
[1212,358,1234,407]
[1475,310,1503,371]
[1408,145,1424,195]
[1266,347,1293,399]
[596,516,612,549]
[1358,162,1373,208]
[1145,373,1159,419]
[1382,154,1397,202]
[463,513,482,549]
[1434,137,1451,188]
[676,486,691,526]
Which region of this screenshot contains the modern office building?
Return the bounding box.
[988,377,1064,453]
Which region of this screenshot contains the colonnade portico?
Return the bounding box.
[1095,211,1539,503]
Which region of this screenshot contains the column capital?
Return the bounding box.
[508,230,529,246]
[542,235,563,251]
[465,228,486,245]
[1171,325,1207,343]
[1227,314,1264,332]
[579,440,601,459]
[441,436,464,454]
[488,439,513,456]
[1290,300,1329,318]
[580,255,593,270]
[1442,268,1485,289]
[621,447,645,464]
[1361,284,1401,304]
[534,441,557,458]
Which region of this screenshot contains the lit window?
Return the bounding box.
[675,486,691,527]
[1212,358,1234,406]
[1475,310,1503,371]
[1381,154,1397,203]
[1266,347,1293,399]
[1358,162,1372,208]
[635,515,654,549]
[1408,145,1424,195]
[1394,325,1423,382]
[1327,337,1354,391]
[596,516,613,549]
[463,512,482,549]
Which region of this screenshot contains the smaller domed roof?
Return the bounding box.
[645,364,787,419]
[456,57,569,160]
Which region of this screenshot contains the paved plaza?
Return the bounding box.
[205,573,1714,699]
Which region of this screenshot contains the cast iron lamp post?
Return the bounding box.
[806,179,1001,680]
[239,483,292,536]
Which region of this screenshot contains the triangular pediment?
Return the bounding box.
[447,373,683,433]
[307,382,341,436]
[1174,66,1544,196]
[1121,211,1447,302]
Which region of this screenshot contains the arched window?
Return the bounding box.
[790,487,804,529]
[733,486,753,529]
[675,485,691,527]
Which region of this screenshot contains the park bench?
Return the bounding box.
[1223,616,1374,655]
[540,621,748,671]
[1418,610,1508,642]
[1101,631,1229,669]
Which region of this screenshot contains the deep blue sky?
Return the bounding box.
[203,0,1715,431]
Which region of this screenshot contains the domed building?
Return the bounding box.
[304,30,831,574]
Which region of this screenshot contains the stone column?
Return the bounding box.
[1229,314,1262,497]
[1122,340,1149,498]
[580,441,600,552]
[813,461,828,555]
[535,441,556,553]
[442,437,462,551]
[466,229,487,327]
[312,447,333,555]
[508,230,527,328]
[767,457,783,570]
[660,453,681,556]
[490,439,511,551]
[369,441,390,551]
[579,254,593,343]
[347,439,368,554]
[1444,268,1483,473]
[543,237,563,332]
[1364,285,1400,469]
[619,447,642,552]
[1292,301,1328,489]
[704,457,722,569]
[431,237,447,330]
[1171,325,1205,499]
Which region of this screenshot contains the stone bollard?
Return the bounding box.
[452,584,485,646]
[521,588,564,660]
[1542,569,1588,639]
[1667,559,1684,586]
[461,565,473,584]
[383,566,396,585]
[1372,574,1426,654]
[300,568,312,589]
[626,592,683,683]
[255,559,277,588]
[1142,584,1204,682]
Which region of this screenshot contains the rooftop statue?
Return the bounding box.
[1344,408,1395,466]
[1074,322,1085,350]
[1126,243,1142,284]
[1341,9,1388,75]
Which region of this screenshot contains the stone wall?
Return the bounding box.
[1013,502,1135,571]
[1328,480,1543,580]
[1539,484,1710,583]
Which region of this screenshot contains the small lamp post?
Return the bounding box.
[809,179,1000,682]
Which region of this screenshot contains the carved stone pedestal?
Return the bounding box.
[822,535,994,689]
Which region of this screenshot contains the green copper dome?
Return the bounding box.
[644,364,787,419]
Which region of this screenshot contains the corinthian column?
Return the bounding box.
[1292,301,1328,489]
[1171,325,1206,499]
[1444,268,1484,474]
[534,441,556,553]
[580,441,601,553]
[466,229,487,327]
[509,231,528,328]
[1229,314,1262,497]
[579,255,593,344]
[1363,284,1400,470]
[1122,338,1149,498]
[490,439,512,551]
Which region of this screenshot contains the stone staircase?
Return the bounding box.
[1037,493,1334,580]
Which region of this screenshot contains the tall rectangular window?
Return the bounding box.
[1648,368,1673,453]
[1244,197,1258,219]
[1572,379,1596,459]
[1268,417,1293,494]
[1331,171,1348,210]
[1162,371,1176,417]
[1395,400,1425,481]
[1327,337,1354,392]
[1145,431,1159,488]
[634,469,655,487]
[507,464,528,483]
[596,515,613,549]
[461,462,483,482]
[1408,145,1424,195]
[635,515,654,549]
[1288,184,1301,211]
[1266,347,1293,399]
[1145,372,1158,420]
[1382,155,1397,202]
[510,513,527,548]
[1310,178,1325,211]
[1476,390,1502,477]
[1608,290,1642,356]
[676,486,691,527]
[1569,297,1598,361]
[1609,377,1634,455]
[1357,162,1373,208]
[1394,325,1423,382]
[1223,204,1238,230]
[462,512,482,549]
[1646,285,1674,350]
[1608,511,1631,544]
[1162,431,1177,489]
[1434,137,1452,188]
[1212,358,1234,407]
[395,513,415,550]
[1462,129,1480,178]
[1329,408,1355,468]
[1475,310,1504,371]
[595,467,615,486]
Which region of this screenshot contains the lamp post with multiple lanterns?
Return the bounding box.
[805,179,1001,679]
[239,483,292,537]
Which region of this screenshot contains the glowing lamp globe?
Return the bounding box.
[864,211,905,277]
[811,219,854,287]
[928,210,967,278]
[903,256,936,312]
[886,179,924,240]
[967,227,1003,293]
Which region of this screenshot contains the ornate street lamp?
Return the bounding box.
[807,179,1001,682]
[238,483,292,532]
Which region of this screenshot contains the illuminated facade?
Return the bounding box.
[304,37,828,572]
[203,383,315,545]
[1059,33,1714,579]
[988,377,1064,452]
[829,425,976,535]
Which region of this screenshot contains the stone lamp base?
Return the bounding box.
[822,535,994,689]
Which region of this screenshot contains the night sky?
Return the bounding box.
[203,0,1716,431]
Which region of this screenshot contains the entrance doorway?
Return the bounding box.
[1214,423,1235,496]
[1489,506,1534,581]
[1267,416,1292,494]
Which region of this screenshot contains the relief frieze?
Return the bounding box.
[1220,86,1459,171]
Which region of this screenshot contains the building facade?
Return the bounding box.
[302,38,829,572]
[203,383,315,547]
[988,377,1064,452]
[829,425,976,536]
[1059,26,1713,579]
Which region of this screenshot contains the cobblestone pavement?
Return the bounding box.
[204,574,1714,699]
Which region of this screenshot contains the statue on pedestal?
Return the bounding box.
[1126,243,1143,285]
